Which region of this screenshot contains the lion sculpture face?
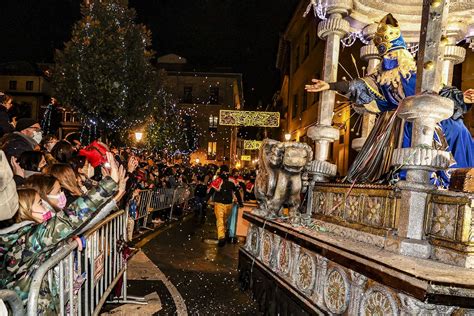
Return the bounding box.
[283,146,310,173]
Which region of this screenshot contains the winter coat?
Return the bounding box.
[0,176,117,313]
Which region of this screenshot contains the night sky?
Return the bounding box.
[0,0,300,108]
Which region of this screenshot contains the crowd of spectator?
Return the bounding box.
[0,91,256,313]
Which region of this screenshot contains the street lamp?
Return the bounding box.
[135,132,143,142]
[195,158,200,164]
[284,133,291,141]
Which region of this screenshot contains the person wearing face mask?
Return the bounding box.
[0,118,42,158]
[69,155,97,193]
[44,163,84,205]
[0,152,127,313]
[18,150,47,178]
[305,13,474,186]
[24,174,67,211]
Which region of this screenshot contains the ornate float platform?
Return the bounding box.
[238,183,474,315]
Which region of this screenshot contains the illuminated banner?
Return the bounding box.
[241,155,251,161]
[243,140,262,150]
[219,110,280,127]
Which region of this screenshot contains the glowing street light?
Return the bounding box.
[195,158,200,164]
[135,132,143,142]
[284,133,291,141]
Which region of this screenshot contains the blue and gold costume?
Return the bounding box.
[329,14,474,185]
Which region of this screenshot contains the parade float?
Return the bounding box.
[239,1,474,314]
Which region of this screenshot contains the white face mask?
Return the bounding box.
[32,130,43,144]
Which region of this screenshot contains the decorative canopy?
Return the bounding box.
[306,0,474,48]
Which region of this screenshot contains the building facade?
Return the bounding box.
[0,61,52,120]
[276,1,359,176]
[158,54,243,167]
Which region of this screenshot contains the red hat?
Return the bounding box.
[78,141,108,168]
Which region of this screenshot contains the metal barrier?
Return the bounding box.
[25,185,197,315]
[133,185,196,229]
[27,210,141,316]
[0,290,25,315]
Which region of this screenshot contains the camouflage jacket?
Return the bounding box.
[0,176,117,302]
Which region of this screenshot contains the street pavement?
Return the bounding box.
[105,210,261,315]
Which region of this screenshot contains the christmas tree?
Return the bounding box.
[145,70,198,157]
[53,0,156,136]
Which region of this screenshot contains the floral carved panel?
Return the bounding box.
[277,239,292,276]
[313,191,328,215]
[360,286,398,316]
[362,197,384,227]
[323,268,351,314]
[430,203,457,240]
[261,231,273,265]
[345,195,363,223]
[296,252,316,293]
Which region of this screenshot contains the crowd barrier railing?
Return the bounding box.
[0,290,25,315]
[133,184,196,230]
[24,184,196,315]
[27,210,142,316]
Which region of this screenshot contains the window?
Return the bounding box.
[183,86,193,103]
[26,81,34,91]
[294,46,300,73]
[209,115,218,129]
[303,33,310,59]
[302,90,308,112]
[207,141,217,160]
[9,80,17,90]
[209,87,219,104]
[292,94,298,119]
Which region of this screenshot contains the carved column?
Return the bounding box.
[441,20,467,86]
[348,271,368,315]
[307,0,352,181]
[391,0,453,259]
[352,23,380,151]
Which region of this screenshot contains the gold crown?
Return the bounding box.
[373,14,406,56]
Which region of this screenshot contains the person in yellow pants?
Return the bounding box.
[207,165,243,247]
[214,202,233,241]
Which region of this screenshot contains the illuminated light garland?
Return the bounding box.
[243,140,262,150]
[219,110,280,127]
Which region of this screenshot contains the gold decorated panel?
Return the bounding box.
[426,193,474,245]
[312,183,400,234]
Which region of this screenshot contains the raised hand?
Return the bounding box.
[464,88,474,104]
[107,152,120,184]
[127,155,139,173]
[305,79,330,93]
[114,165,129,203]
[10,156,24,178]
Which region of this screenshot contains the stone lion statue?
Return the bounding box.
[254,139,313,217]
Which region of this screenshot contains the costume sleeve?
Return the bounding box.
[329,76,387,113]
[28,176,117,251]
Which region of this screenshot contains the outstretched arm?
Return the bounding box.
[305,76,388,113]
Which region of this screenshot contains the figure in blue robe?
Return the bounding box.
[307,13,474,186]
